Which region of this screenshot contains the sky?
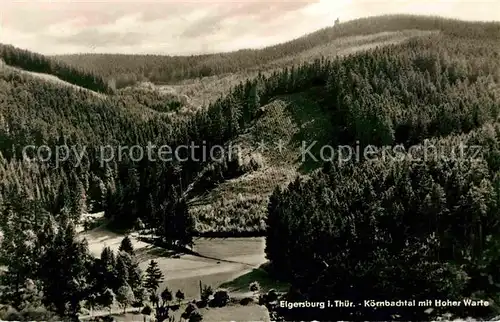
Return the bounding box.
[0,0,499,55]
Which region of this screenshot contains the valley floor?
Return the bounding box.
[80,225,268,300]
[78,223,279,321]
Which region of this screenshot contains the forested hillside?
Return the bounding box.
[188,32,500,235]
[261,19,500,322]
[1,14,500,320]
[54,15,500,87]
[0,44,114,93]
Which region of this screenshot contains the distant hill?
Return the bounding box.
[53,14,500,88]
[185,30,500,234]
[153,29,435,114]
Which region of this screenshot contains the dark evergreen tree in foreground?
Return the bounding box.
[38,222,91,318]
[144,260,164,295]
[119,235,135,255]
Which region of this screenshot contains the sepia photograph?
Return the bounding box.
[1,0,500,321]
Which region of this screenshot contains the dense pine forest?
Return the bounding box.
[1,14,500,321]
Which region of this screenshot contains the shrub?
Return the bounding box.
[0,306,22,321]
[189,309,203,322]
[133,286,146,304]
[196,300,207,308]
[240,297,254,306]
[211,289,230,307]
[141,305,152,316]
[267,289,278,303]
[241,153,264,172]
[184,303,197,316]
[200,285,213,303]
[181,303,198,320]
[249,281,260,294]
[131,301,143,308]
[149,293,159,308]
[134,218,145,230]
[258,294,267,306]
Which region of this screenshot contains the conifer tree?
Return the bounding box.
[160,286,173,306]
[144,260,164,294]
[116,251,131,287]
[38,222,90,318]
[175,289,185,305]
[119,235,135,255]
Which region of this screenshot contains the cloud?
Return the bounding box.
[0,0,499,55]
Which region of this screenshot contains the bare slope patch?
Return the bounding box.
[189,90,333,234]
[266,29,436,68]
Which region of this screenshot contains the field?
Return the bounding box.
[80,223,268,300]
[78,221,277,321]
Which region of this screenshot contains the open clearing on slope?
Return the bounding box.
[80,226,267,300]
[188,89,333,234]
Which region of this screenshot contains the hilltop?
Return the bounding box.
[53,14,499,87]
